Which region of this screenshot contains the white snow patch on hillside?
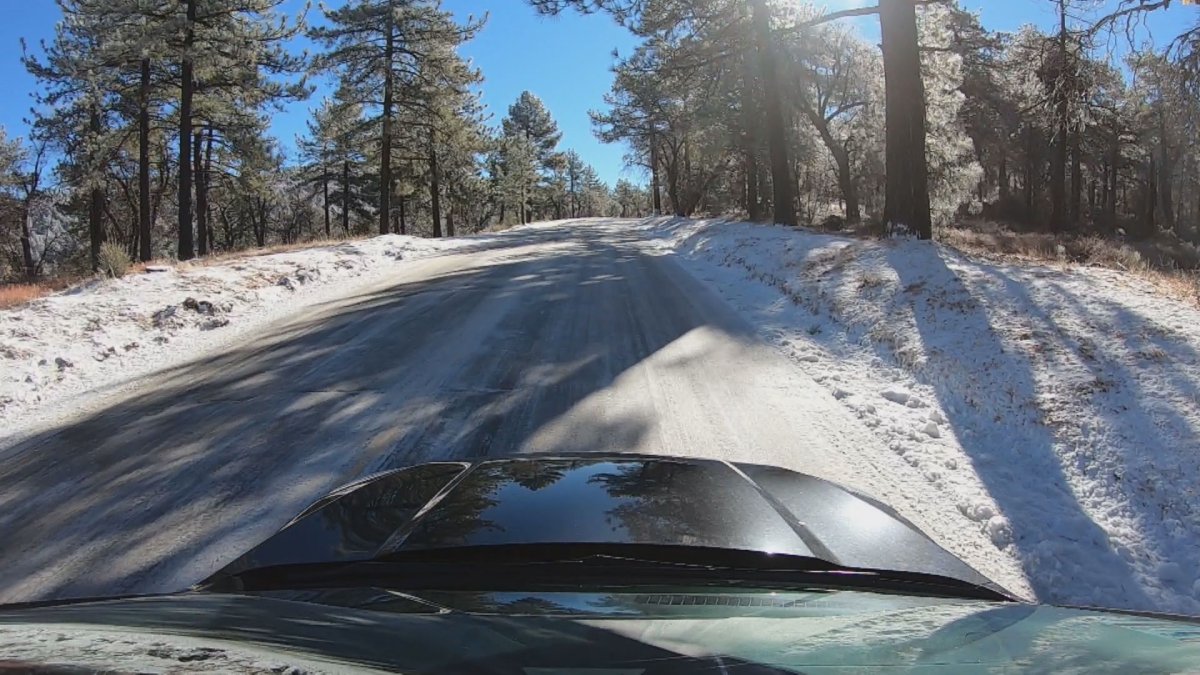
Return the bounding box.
[0,234,467,433]
[635,216,1200,616]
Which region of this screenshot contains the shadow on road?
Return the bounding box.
[0,222,752,602]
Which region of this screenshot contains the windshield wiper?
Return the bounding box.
[203,543,1012,602]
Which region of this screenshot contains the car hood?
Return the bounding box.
[206,454,1003,594]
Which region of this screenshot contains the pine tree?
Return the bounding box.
[173,0,307,260]
[298,98,356,238]
[312,0,482,236]
[613,179,649,217]
[501,91,563,223]
[22,0,131,270]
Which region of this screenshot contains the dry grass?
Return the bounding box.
[183,236,364,268]
[0,276,86,310]
[479,222,520,234]
[1,234,380,311]
[0,284,51,309]
[939,221,1200,306]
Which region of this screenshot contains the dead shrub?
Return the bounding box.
[97,242,132,278]
[0,284,50,309]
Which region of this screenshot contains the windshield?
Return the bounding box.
[2,0,1200,654]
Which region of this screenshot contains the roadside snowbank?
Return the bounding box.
[0,235,466,431]
[638,217,1200,615]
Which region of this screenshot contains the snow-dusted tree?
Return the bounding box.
[312,0,481,236]
[590,49,670,216]
[593,43,737,218]
[557,150,609,217]
[21,0,125,270]
[501,91,563,223]
[489,132,539,226]
[0,130,29,278]
[409,37,485,237]
[785,22,881,224]
[298,99,348,237]
[613,179,650,217]
[918,2,982,226]
[175,0,307,259]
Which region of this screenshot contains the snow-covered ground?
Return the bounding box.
[635,216,1200,615]
[0,234,470,434]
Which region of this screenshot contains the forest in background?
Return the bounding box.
[564,0,1200,249]
[2,0,1199,284]
[0,0,649,282]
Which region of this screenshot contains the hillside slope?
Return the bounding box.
[638,217,1200,615]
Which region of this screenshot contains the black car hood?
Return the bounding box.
[206,454,1003,593]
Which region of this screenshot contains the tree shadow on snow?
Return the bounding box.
[884,244,1158,611]
[966,264,1200,613]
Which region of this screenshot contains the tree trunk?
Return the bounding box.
[998,152,1010,204]
[1024,164,1035,217]
[1144,157,1157,236]
[1107,136,1119,225]
[89,107,106,270]
[446,190,456,237]
[649,135,662,215]
[20,199,36,279]
[1049,1,1069,233]
[322,170,331,237]
[750,0,797,226]
[1050,122,1067,231]
[837,153,861,224]
[805,108,861,224]
[666,152,683,217]
[379,0,395,236]
[880,0,932,239]
[398,196,407,235]
[740,51,762,222]
[177,0,196,261]
[1069,128,1082,227]
[430,134,443,238]
[342,159,351,234]
[18,146,41,279]
[194,130,207,256]
[1100,160,1110,224]
[259,199,270,246]
[1157,112,1176,232]
[204,128,214,250]
[138,58,152,262]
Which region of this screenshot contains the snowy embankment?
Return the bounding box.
[638,217,1200,616]
[0,235,467,433]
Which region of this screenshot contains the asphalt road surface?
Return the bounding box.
[0,221,911,603]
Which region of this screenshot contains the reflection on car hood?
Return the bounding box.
[207,454,1002,593]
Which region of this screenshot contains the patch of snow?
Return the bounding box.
[0,234,470,435]
[631,216,1200,616]
[0,624,347,673]
[922,421,942,439]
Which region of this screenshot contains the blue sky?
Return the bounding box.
[0,1,1191,186]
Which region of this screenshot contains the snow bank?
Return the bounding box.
[0,235,466,431]
[638,217,1200,616]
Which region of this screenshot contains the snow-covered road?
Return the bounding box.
[0,220,1023,603]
